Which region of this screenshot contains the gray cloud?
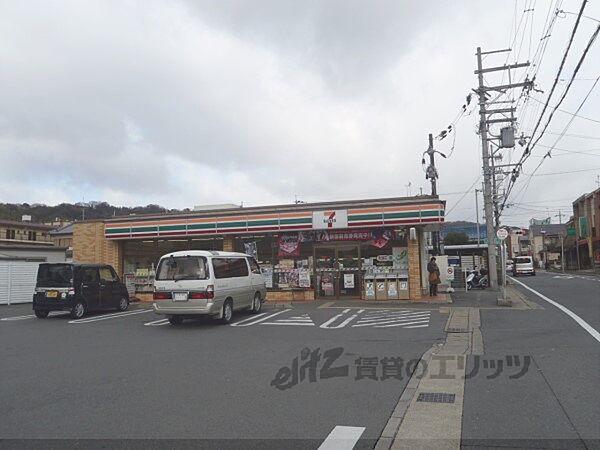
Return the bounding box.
[0,0,598,225]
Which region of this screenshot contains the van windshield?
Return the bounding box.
[156,256,209,281]
[36,264,73,287]
[515,257,531,264]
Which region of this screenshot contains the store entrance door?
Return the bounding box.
[314,245,360,299]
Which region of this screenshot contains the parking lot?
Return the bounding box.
[1,301,445,447]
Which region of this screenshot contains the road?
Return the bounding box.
[2,273,598,449]
[0,302,446,448]
[462,271,600,449]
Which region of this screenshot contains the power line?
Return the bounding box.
[527,75,599,174]
[525,0,588,154]
[501,2,592,211]
[445,176,482,216]
[524,166,600,176]
[527,95,600,123]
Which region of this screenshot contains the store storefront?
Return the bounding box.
[72,196,445,302]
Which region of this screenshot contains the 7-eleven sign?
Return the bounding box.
[312,210,348,229]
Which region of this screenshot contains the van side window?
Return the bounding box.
[213,258,231,279]
[248,258,261,274]
[212,258,249,278]
[99,267,117,282]
[231,258,249,277]
[82,268,99,283]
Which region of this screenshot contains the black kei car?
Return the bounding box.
[33,263,129,319]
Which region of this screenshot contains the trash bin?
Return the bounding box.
[398,277,409,300]
[364,275,375,300]
[375,277,388,300]
[387,275,399,300]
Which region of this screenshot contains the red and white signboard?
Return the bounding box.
[446,266,455,280]
[496,228,509,240]
[312,210,348,229]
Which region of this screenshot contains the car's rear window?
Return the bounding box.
[156,256,209,281]
[36,264,73,287]
[515,257,532,264]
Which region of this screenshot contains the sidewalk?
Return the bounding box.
[450,283,539,309]
[266,294,452,308]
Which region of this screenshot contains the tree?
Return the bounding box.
[444,231,470,245]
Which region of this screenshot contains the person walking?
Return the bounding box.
[427,256,441,296]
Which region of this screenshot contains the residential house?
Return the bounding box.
[0,218,54,247]
[572,187,599,268]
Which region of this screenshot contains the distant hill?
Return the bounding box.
[0,202,188,224]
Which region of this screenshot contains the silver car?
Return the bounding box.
[152,250,267,325]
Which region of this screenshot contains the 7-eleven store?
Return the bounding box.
[72,196,445,302]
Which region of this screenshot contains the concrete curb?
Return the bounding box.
[376,307,484,449]
[374,346,438,450]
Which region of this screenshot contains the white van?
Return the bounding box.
[513,256,535,276]
[152,250,267,325]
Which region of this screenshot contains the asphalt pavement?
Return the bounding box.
[2,274,598,449]
[0,302,446,448]
[461,271,600,449]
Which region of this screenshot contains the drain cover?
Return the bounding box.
[417,393,456,404]
[446,327,468,333]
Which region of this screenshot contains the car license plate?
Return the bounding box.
[173,292,188,302]
[46,291,58,298]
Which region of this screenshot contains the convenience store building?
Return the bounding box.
[72,196,445,302]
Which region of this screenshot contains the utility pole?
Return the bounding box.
[426,133,437,195]
[476,47,499,289]
[425,133,444,255]
[474,47,532,290]
[475,188,481,246]
[556,210,563,224]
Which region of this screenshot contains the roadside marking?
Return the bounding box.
[262,313,315,326]
[144,318,170,326]
[510,276,600,343]
[229,309,290,327]
[352,310,431,329]
[318,425,365,450]
[1,312,70,321]
[374,319,430,328]
[320,309,360,329]
[1,314,37,321]
[68,309,151,324]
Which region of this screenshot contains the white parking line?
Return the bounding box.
[318,425,365,450]
[1,312,70,321]
[144,318,170,326]
[352,314,430,328]
[510,276,600,344]
[375,319,430,328]
[356,312,430,323]
[320,309,360,329]
[229,309,290,327]
[1,314,36,321]
[68,309,151,324]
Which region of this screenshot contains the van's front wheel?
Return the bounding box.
[34,310,49,319]
[250,293,262,314]
[221,300,233,324]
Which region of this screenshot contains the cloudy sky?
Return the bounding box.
[0,0,598,226]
